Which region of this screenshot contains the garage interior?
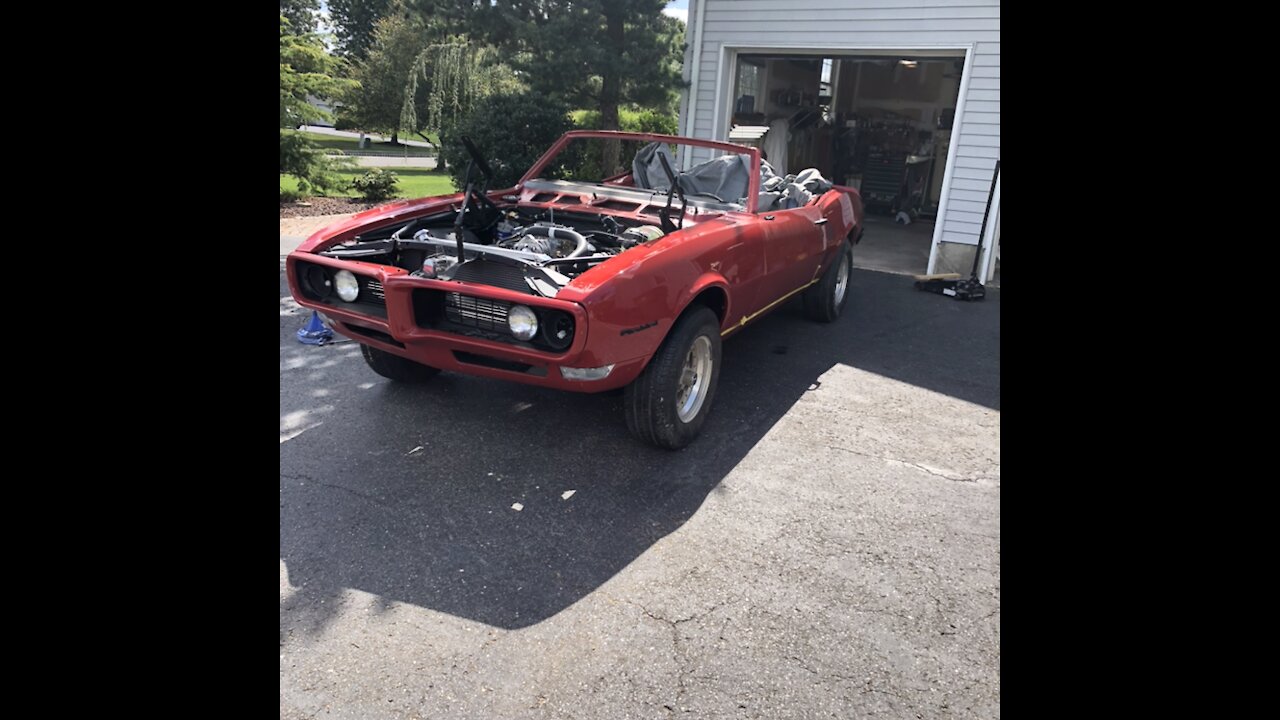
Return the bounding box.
[729,53,970,277]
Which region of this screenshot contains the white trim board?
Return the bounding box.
[681,0,708,151]
[980,170,1001,281]
[927,44,976,274]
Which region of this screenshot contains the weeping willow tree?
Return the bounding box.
[400,41,524,146]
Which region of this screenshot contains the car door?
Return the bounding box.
[699,214,768,328]
[760,203,828,303]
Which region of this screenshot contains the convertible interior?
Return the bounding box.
[628,141,834,212]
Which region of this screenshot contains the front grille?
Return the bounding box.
[444,292,512,334]
[365,279,385,303]
[414,288,575,354]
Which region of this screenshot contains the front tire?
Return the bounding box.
[624,306,722,449]
[360,344,440,382]
[803,239,852,322]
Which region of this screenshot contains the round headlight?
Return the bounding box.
[334,270,360,302]
[303,265,331,299]
[507,305,538,340]
[541,312,574,351]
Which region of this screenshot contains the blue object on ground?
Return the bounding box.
[297,310,334,345]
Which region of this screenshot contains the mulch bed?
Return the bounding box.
[280,197,384,218]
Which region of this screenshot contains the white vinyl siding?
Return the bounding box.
[680,0,999,249]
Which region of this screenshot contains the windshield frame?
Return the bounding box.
[519,130,762,214]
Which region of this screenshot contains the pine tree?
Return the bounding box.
[479,1,686,174]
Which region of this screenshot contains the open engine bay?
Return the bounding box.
[319,138,702,299]
[316,135,762,299]
[318,200,669,298]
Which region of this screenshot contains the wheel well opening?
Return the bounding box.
[689,286,728,326]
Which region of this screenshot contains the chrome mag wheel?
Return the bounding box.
[676,335,713,423]
[834,252,849,306]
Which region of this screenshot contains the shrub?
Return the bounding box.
[568,107,681,179]
[334,113,360,132]
[280,129,350,195]
[571,107,678,136]
[350,168,400,201]
[280,187,303,203]
[627,108,679,136]
[439,92,575,189]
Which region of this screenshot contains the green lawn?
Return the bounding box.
[281,168,457,199]
[300,131,437,157]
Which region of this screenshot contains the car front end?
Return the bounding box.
[287,246,650,392]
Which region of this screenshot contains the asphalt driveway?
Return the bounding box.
[280,262,1000,718]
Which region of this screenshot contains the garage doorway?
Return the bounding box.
[728,53,966,276]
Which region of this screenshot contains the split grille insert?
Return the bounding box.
[411,287,575,353]
[363,279,386,304]
[444,292,512,334]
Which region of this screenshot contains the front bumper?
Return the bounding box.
[286,253,647,392]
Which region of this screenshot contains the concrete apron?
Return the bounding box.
[280,213,354,256]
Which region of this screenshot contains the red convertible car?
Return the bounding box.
[286,131,863,448]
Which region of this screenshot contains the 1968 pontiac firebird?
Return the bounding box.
[287,130,863,448]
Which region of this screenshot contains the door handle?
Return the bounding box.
[814,218,828,225]
[764,215,775,220]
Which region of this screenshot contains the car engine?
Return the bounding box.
[319,207,666,298]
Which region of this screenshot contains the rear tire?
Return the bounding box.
[803,239,852,322]
[360,344,440,382]
[624,306,722,449]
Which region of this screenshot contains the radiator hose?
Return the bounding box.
[517,224,589,259]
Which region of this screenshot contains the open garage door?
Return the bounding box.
[728,53,966,276]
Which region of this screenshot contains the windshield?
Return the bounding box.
[525,134,761,210]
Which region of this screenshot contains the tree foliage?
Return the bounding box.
[342,3,525,142]
[280,15,356,194]
[438,92,574,189]
[401,42,525,135]
[280,130,345,195]
[280,0,319,34]
[338,4,429,142]
[280,15,353,128]
[572,107,678,135]
[475,1,686,175]
[566,107,679,180]
[328,0,393,59]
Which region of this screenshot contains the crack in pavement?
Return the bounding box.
[783,656,935,717]
[824,445,998,483]
[600,593,741,716]
[788,655,819,675]
[283,470,397,510]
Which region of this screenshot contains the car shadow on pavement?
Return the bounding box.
[280,268,999,634]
